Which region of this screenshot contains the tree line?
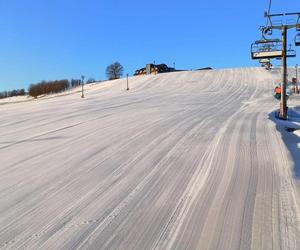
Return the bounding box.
[0,89,26,99]
[28,79,70,98]
[1,62,123,99]
[28,77,99,98]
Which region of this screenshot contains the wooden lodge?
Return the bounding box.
[134,64,174,76]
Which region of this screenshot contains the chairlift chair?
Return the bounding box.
[275,50,296,59]
[251,39,283,59]
[259,58,270,64]
[286,48,296,57]
[295,33,300,46]
[286,43,296,57]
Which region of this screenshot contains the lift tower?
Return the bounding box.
[265,12,300,119]
[252,11,300,119]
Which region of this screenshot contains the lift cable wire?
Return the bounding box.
[265,0,272,27]
[268,0,272,15]
[261,0,273,40]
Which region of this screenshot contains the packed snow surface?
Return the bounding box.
[1,68,300,249]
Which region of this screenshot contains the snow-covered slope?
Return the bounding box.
[1,68,300,249]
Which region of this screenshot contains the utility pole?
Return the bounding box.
[296,64,299,93]
[280,25,287,119]
[81,75,85,98]
[126,74,129,91]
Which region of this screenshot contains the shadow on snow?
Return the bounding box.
[268,106,300,179]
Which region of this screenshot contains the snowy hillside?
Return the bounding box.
[1,68,300,249]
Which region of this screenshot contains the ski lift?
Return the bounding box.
[295,33,300,46]
[287,43,296,57]
[263,26,272,36]
[259,58,270,64]
[251,39,283,59]
[296,14,300,31]
[287,49,296,57]
[259,58,271,69]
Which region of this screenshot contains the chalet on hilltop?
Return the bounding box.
[134,64,212,76]
[134,64,175,76]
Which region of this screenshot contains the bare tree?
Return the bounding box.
[106,62,124,80]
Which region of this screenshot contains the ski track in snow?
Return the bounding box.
[0,68,300,249]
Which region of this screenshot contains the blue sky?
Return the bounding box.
[0,0,299,91]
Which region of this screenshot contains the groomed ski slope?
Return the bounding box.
[1,68,300,249]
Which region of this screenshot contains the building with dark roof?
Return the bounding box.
[134,64,175,76]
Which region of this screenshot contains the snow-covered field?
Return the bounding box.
[1,68,300,249]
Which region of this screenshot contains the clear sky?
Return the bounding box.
[0,0,299,91]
